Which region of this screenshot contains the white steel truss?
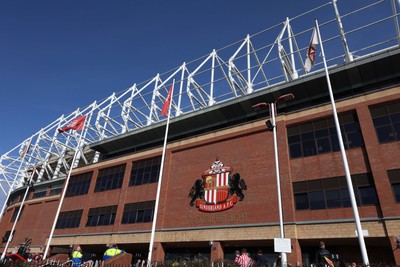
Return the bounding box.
[0,0,399,212]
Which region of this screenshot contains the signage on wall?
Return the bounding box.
[188,159,247,212]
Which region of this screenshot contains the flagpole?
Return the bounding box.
[315,19,370,266]
[147,80,174,266]
[1,167,36,260]
[43,117,88,259]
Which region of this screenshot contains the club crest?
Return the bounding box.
[188,160,247,212]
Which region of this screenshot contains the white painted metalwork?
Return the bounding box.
[0,0,399,213]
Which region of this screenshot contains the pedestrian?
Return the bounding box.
[255,249,267,267]
[235,248,252,267]
[135,259,141,267]
[72,245,83,267]
[103,244,125,261]
[315,241,333,267]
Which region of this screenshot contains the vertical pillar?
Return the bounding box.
[287,238,302,267]
[152,242,165,264]
[210,241,224,263]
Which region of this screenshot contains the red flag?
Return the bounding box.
[304,26,319,72]
[58,116,86,133]
[161,82,174,117]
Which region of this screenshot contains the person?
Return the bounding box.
[274,254,281,267]
[235,248,252,267]
[315,241,333,267]
[135,259,141,267]
[103,244,125,261]
[72,245,83,267]
[255,249,267,267]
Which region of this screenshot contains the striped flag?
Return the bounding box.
[304,26,319,72]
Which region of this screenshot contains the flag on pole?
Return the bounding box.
[19,139,31,159]
[304,26,319,72]
[161,82,174,117]
[58,116,87,133]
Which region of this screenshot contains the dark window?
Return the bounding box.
[49,184,63,196]
[2,230,15,243]
[122,201,155,224]
[94,165,125,192]
[86,205,117,227]
[293,173,378,211]
[288,111,364,158]
[130,157,161,186]
[370,101,400,143]
[66,172,92,197]
[32,188,47,199]
[9,194,20,205]
[56,210,83,229]
[11,206,24,222]
[388,169,400,202]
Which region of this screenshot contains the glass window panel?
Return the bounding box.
[323,178,339,189]
[341,188,351,207]
[295,193,309,210]
[376,126,395,143]
[392,184,400,202]
[302,140,316,156]
[289,144,302,158]
[325,189,341,208]
[358,187,378,205]
[308,180,322,190]
[293,182,307,193]
[317,138,331,153]
[388,169,400,183]
[387,102,400,114]
[370,106,388,118]
[288,135,300,143]
[287,126,300,136]
[373,116,391,126]
[314,129,329,138]
[300,123,313,133]
[309,191,325,210]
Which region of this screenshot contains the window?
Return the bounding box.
[122,201,155,224]
[66,172,92,197]
[388,169,400,202]
[287,111,364,158]
[2,230,15,243]
[370,101,400,143]
[293,173,378,211]
[11,206,24,222]
[56,210,83,229]
[86,205,117,227]
[94,165,125,192]
[9,194,20,205]
[129,157,161,186]
[49,184,63,196]
[32,188,47,199]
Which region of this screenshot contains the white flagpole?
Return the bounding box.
[315,19,370,266]
[0,164,36,260]
[43,116,88,259]
[147,80,174,266]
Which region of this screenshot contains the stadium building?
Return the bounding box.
[1,1,400,266]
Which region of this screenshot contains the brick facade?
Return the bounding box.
[1,86,399,266]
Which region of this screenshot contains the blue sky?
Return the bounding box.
[0,0,391,156]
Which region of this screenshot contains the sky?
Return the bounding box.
[0,0,340,157]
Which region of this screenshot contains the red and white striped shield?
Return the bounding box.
[203,171,230,204]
